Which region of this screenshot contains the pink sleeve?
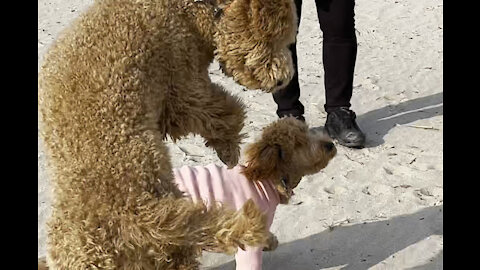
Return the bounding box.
[234,203,276,270]
[173,165,279,270]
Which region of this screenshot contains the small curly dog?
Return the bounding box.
[38,0,298,269]
[173,117,337,269]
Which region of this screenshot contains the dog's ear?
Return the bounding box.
[243,142,284,182]
[249,0,297,44]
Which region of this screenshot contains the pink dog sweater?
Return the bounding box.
[173,164,280,270]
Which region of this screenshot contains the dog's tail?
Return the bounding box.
[38,257,49,270]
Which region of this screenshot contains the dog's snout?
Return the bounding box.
[324,142,335,151]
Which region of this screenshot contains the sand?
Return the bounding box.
[38,0,443,269]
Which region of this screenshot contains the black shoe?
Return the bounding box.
[325,107,366,148]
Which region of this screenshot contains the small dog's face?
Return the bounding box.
[243,118,337,203]
[214,0,297,92]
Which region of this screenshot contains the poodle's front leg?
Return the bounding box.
[201,83,246,168]
[205,138,243,169]
[167,82,246,168]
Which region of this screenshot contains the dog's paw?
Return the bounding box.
[262,232,278,251]
[217,149,239,168]
[207,141,240,168]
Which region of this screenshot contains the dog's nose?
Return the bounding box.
[325,142,335,151]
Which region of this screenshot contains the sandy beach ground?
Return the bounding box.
[38,0,443,269]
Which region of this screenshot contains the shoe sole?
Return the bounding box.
[325,127,365,149]
[335,138,365,149]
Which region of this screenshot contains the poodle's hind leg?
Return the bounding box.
[168,83,246,168]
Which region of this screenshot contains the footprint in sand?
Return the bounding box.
[418,186,443,197]
[324,184,348,195]
[355,76,380,91]
[362,184,394,196]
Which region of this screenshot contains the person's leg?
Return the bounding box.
[316,0,357,112]
[316,0,365,147]
[272,0,305,121]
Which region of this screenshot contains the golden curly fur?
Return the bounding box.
[38,0,297,269]
[243,117,337,203]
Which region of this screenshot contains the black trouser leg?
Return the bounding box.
[272,0,357,116]
[317,0,357,113]
[272,0,304,118]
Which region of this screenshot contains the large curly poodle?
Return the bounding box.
[38,0,297,269]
